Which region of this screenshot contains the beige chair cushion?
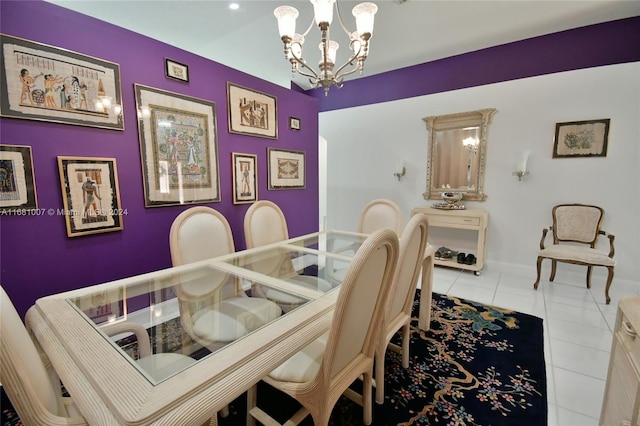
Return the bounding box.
[263,276,333,305]
[538,245,615,266]
[268,332,329,383]
[137,353,197,382]
[192,297,282,342]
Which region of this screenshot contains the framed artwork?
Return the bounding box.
[227,82,277,139]
[289,116,301,131]
[57,156,124,237]
[134,84,220,207]
[165,58,189,83]
[268,148,305,190]
[0,144,38,214]
[0,34,124,130]
[232,152,258,204]
[553,119,610,158]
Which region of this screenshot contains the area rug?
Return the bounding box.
[224,290,547,426]
[1,290,547,426]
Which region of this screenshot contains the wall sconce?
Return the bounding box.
[394,160,406,181]
[513,150,530,181]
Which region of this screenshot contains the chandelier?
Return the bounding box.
[274,0,378,95]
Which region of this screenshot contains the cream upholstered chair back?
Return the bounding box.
[244,200,289,249]
[170,206,237,301]
[358,199,404,235]
[1,286,87,425]
[553,204,604,245]
[387,213,429,325]
[324,228,399,379]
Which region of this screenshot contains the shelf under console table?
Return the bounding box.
[411,207,488,276]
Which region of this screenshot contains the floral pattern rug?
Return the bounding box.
[1,291,546,426]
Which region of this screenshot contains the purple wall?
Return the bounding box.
[0,1,319,317]
[311,16,640,111]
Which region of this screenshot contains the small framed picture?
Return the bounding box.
[553,119,610,158]
[57,156,124,237]
[165,58,189,83]
[231,152,258,204]
[289,116,301,131]
[227,82,277,139]
[268,148,305,190]
[0,144,38,214]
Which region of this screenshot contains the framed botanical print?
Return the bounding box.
[268,148,305,190]
[57,156,124,237]
[134,84,220,207]
[227,82,277,139]
[0,144,38,214]
[553,119,610,158]
[0,34,124,130]
[231,152,258,204]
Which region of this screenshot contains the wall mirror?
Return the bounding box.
[423,108,496,201]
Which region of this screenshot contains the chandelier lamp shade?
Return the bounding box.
[274,0,378,95]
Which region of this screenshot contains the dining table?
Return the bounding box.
[26,229,434,425]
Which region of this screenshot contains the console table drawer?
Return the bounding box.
[428,215,480,227]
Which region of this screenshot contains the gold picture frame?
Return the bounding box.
[0,144,38,214]
[57,156,124,237]
[268,148,305,190]
[553,119,610,158]
[227,82,277,139]
[0,34,124,130]
[135,84,220,207]
[232,152,258,204]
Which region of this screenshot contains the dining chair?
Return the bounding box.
[329,198,405,286]
[243,200,332,311]
[374,213,429,404]
[169,206,282,350]
[358,198,404,235]
[1,285,88,425]
[246,228,400,426]
[533,203,616,304]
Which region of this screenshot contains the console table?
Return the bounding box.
[411,207,488,275]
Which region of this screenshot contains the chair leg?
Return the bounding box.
[533,257,544,290]
[586,265,593,289]
[363,372,373,425]
[604,267,614,305]
[401,323,410,369]
[375,347,385,405]
[549,260,557,281]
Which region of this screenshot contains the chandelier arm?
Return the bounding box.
[288,46,321,81]
[334,59,362,82]
[301,16,315,38]
[334,1,353,37]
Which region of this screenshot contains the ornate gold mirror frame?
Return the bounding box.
[423,108,496,201]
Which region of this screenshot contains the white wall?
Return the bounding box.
[320,63,640,286]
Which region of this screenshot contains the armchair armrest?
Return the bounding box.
[100,321,151,358]
[599,230,615,258]
[539,226,552,250]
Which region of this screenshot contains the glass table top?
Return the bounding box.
[67,261,314,385]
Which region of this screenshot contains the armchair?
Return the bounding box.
[533,203,615,304]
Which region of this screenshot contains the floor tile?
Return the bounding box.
[546,301,610,330]
[552,367,605,419]
[547,318,612,352]
[550,339,610,380]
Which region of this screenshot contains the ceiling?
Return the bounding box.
[45,0,640,90]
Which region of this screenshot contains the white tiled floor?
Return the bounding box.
[422,265,639,426]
